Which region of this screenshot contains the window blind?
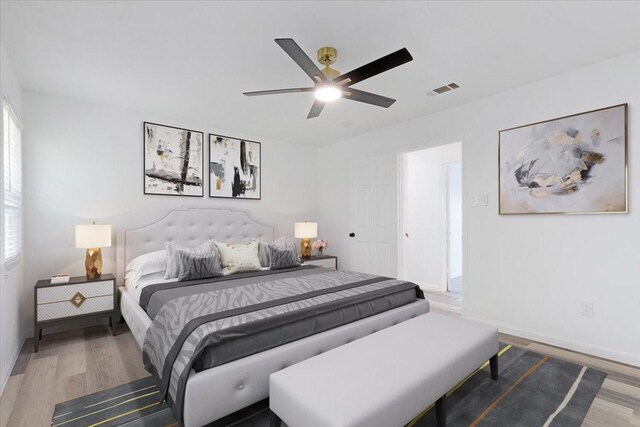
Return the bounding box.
[3,100,22,262]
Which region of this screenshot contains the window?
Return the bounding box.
[3,99,22,262]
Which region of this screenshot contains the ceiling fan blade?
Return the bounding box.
[343,88,396,108]
[307,99,325,119]
[275,38,328,83]
[333,48,413,86]
[244,87,315,96]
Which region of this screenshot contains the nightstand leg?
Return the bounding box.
[34,326,41,353]
[109,316,116,336]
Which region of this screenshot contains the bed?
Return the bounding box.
[119,208,430,427]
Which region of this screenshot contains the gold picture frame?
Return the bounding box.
[498,104,628,215]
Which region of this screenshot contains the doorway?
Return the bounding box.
[399,142,462,307]
[445,161,463,294]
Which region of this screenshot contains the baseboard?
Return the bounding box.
[466,317,640,368]
[0,340,23,395]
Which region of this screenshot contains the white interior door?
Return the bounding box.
[348,155,397,277]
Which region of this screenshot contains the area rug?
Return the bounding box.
[51,344,606,427]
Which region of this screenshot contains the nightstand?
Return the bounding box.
[34,273,117,352]
[301,255,338,270]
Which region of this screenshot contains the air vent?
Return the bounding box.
[428,82,460,96]
[433,86,451,94]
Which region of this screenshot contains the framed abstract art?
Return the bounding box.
[209,134,261,199]
[499,104,627,214]
[143,122,204,197]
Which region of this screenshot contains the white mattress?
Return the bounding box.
[124,271,177,303]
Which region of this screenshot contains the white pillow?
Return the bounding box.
[216,241,262,275]
[125,250,167,281]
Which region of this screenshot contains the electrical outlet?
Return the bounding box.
[471,196,479,207]
[480,194,489,206]
[581,302,594,317]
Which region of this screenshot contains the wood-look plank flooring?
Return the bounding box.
[421,288,463,315]
[1,300,638,426]
[1,325,148,427]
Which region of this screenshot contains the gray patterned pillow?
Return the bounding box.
[165,240,218,279]
[269,244,300,270]
[176,248,222,281]
[257,241,272,268]
[256,237,288,267]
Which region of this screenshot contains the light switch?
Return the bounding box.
[471,194,488,207]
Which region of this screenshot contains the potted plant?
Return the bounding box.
[312,239,328,256]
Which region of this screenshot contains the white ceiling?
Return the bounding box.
[2,1,640,145]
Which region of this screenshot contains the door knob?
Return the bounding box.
[349,232,355,238]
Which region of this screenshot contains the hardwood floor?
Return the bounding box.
[421,288,462,315]
[1,304,638,426]
[0,324,148,427]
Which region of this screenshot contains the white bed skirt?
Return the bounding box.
[120,287,429,427]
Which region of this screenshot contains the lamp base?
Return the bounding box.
[300,238,312,259]
[85,248,103,279]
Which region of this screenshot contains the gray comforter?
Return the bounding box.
[142,266,424,422]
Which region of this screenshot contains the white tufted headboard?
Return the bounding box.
[123,208,275,276]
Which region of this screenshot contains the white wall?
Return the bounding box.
[21,91,319,335]
[401,143,461,290]
[319,50,640,366]
[0,44,24,392]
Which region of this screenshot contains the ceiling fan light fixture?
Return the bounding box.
[315,85,342,102]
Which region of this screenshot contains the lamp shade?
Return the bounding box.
[294,222,317,239]
[75,224,112,248]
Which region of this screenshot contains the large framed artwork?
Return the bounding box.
[209,134,261,199]
[499,104,627,215]
[143,122,204,197]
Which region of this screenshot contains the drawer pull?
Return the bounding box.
[70,291,87,308]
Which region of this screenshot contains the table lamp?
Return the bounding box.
[75,223,112,279]
[294,222,317,259]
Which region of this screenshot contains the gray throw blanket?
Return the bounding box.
[142,267,423,423]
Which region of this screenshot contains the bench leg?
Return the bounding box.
[269,410,282,427]
[435,394,446,427]
[490,353,499,381]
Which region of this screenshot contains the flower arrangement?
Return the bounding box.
[311,239,328,255]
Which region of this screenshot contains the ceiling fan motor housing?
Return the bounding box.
[317,46,340,79]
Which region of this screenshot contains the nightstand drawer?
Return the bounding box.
[37,280,114,304]
[37,294,114,321]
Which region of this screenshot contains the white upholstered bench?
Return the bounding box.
[269,313,499,427]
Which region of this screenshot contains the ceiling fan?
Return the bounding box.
[243,38,413,119]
